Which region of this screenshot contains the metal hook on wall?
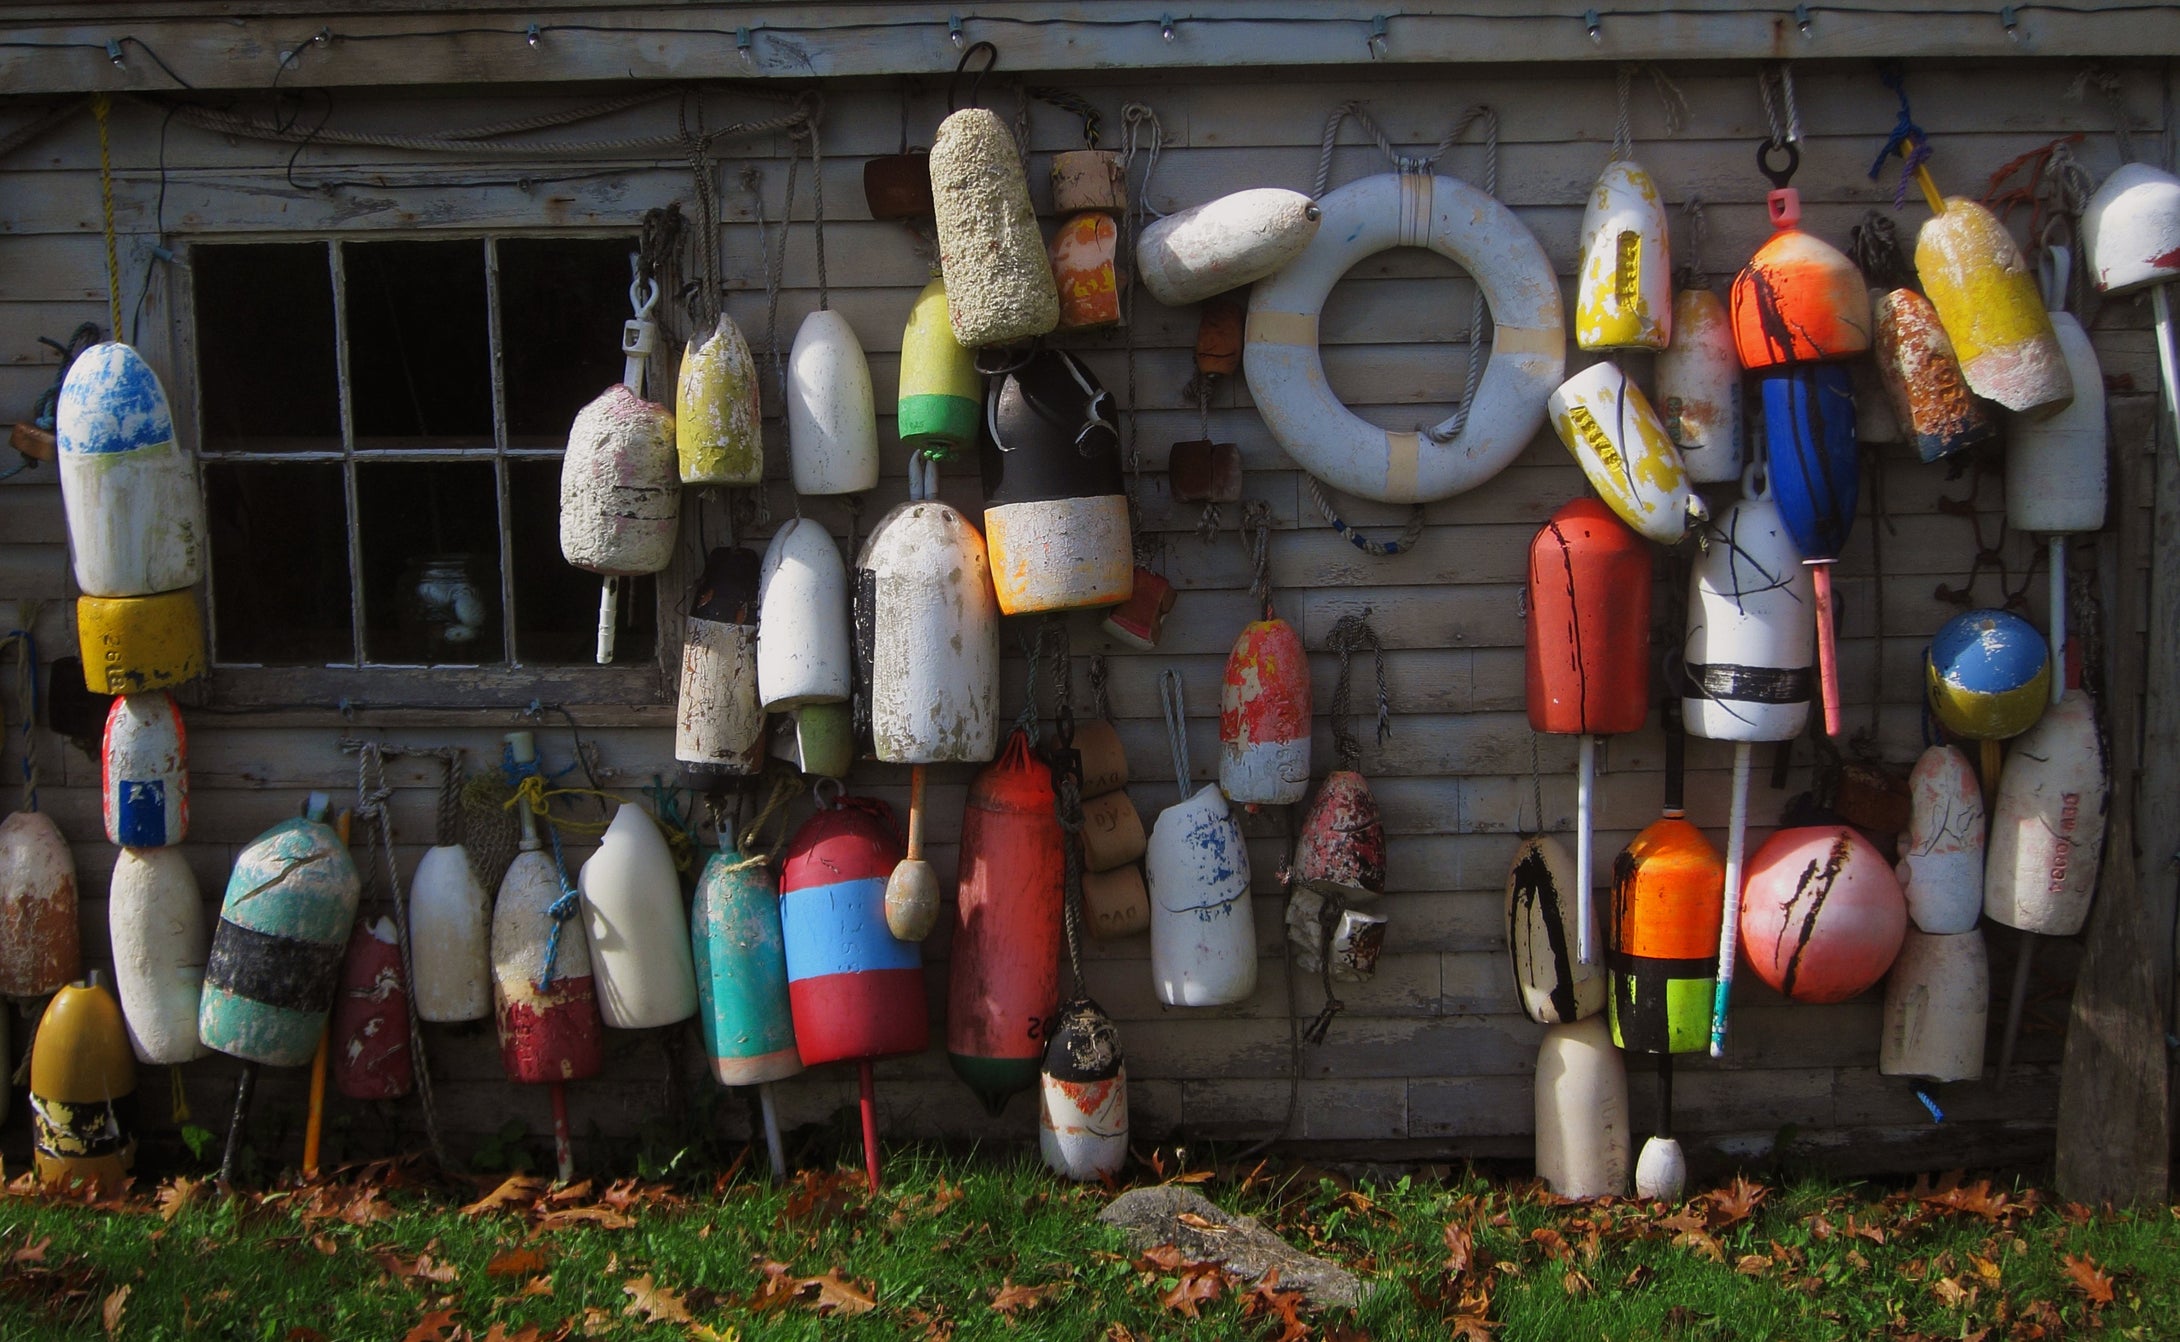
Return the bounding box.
[948,40,999,112]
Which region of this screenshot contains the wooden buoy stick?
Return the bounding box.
[858,1060,883,1193]
[2049,537,2067,705]
[1981,738,2003,802]
[1811,560,1843,737]
[550,1080,575,1183]
[219,1063,257,1187]
[1709,742,1755,1058]
[302,809,354,1179]
[758,1083,786,1181]
[1998,931,2037,1085]
[1657,1050,1675,1141]
[1576,735,1597,965]
[2151,286,2180,467]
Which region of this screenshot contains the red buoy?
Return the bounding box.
[333,915,413,1100]
[1526,498,1652,738]
[946,729,1064,1112]
[1740,825,1907,1003]
[1220,617,1313,807]
[779,795,929,1067]
[1293,771,1387,901]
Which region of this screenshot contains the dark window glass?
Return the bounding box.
[498,238,638,445]
[509,459,654,665]
[205,462,352,664]
[193,243,340,449]
[357,462,503,665]
[343,239,494,446]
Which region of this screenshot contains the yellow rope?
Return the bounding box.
[501,774,616,836]
[91,93,122,339]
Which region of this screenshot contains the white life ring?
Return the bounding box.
[1244,172,1565,504]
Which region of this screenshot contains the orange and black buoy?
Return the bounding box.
[1608,704,1724,1056]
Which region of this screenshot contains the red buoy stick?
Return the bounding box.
[858,1060,883,1193]
[1811,561,1842,738]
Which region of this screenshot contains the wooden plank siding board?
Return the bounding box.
[0,54,2164,1173]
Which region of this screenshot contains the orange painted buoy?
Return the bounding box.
[1730,142,1872,369]
[1739,825,1907,1004]
[1608,710,1723,1055]
[1525,498,1651,737]
[1219,617,1313,807]
[1050,213,1123,331]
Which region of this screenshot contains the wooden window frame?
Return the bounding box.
[170,230,682,714]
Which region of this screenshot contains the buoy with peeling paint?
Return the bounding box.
[1731,154,1871,368]
[788,309,880,496]
[675,547,765,789]
[676,313,764,486]
[1985,690,2108,937]
[107,847,207,1064]
[0,810,80,997]
[1895,744,1986,934]
[1880,928,1988,1082]
[1137,188,1323,307]
[857,474,1002,765]
[410,845,492,1023]
[931,107,1059,347]
[1507,834,1607,1024]
[1575,159,1672,351]
[77,590,205,695]
[579,804,699,1029]
[769,703,855,780]
[30,977,135,1190]
[1284,887,1387,984]
[1872,287,1996,462]
[559,383,680,578]
[1052,148,1127,214]
[780,793,930,1064]
[1148,783,1258,1006]
[690,829,801,1086]
[1656,287,1744,483]
[1040,997,1129,1181]
[1608,707,1723,1056]
[1739,825,1907,1004]
[1051,213,1124,331]
[1219,618,1312,808]
[981,350,1133,616]
[1548,361,1702,545]
[1916,196,2072,417]
[333,915,413,1100]
[897,277,984,458]
[757,518,852,712]
[1535,1014,1630,1199]
[947,729,1064,1111]
[200,805,363,1067]
[1293,771,1387,903]
[2083,163,2180,465]
[55,342,204,598]
[1926,608,2051,745]
[102,690,187,848]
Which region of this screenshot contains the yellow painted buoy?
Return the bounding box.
[77,590,204,694]
[1915,197,2072,418]
[30,977,136,1191]
[897,277,983,458]
[675,314,763,486]
[1575,159,1672,351]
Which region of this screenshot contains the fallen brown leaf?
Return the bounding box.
[519,1275,554,1299]
[486,1248,549,1279]
[1442,1222,1474,1277]
[310,1234,339,1257]
[12,1236,50,1265]
[462,1175,547,1217]
[1702,1176,1767,1228]
[374,1250,459,1286]
[156,1178,203,1223]
[1930,1275,1972,1309]
[101,1285,129,1337]
[623,1273,694,1325]
[988,1277,1064,1317]
[1159,1260,1231,1318]
[805,1268,879,1317]
[1561,1269,1593,1297]
[399,1308,459,1342]
[1672,1230,1725,1263]
[2062,1253,2115,1306]
[1734,1254,1772,1276]
[534,1205,635,1232]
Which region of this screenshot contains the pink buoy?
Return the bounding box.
[1738,825,1907,1004]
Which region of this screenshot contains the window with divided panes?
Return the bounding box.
[186,235,667,694]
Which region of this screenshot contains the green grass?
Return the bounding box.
[3,1148,2177,1341]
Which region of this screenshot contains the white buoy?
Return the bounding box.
[578,805,699,1029]
[0,810,79,998]
[756,518,852,711]
[1574,159,1672,351]
[2081,163,2180,466]
[1985,690,2109,937]
[409,845,492,1023]
[1880,928,1989,1083]
[55,342,205,598]
[1147,784,1259,1007]
[1549,361,1702,545]
[102,691,187,848]
[675,548,765,788]
[1895,744,1986,934]
[1136,188,1323,307]
[1634,1052,1685,1202]
[1682,468,1816,745]
[1038,999,1129,1183]
[787,309,879,496]
[1655,288,1744,483]
[107,847,208,1064]
[1535,1015,1631,1199]
[1506,834,1608,1025]
[559,383,679,664]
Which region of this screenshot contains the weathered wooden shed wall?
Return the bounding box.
[0,18,2172,1175]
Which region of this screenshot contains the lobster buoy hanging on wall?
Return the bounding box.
[1915,196,2071,417]
[1507,835,1606,1024]
[1575,159,1672,351]
[1150,670,1258,1007]
[1896,744,1986,935]
[1926,609,2051,745]
[1040,997,1128,1182]
[1246,173,1563,504]
[579,804,699,1029]
[559,385,679,579]
[1219,618,1312,808]
[858,469,1002,765]
[1871,287,1995,463]
[77,590,205,695]
[676,547,765,789]
[1608,708,1723,1056]
[779,794,930,1065]
[1292,772,1387,907]
[898,277,984,458]
[1138,188,1322,307]
[333,915,413,1101]
[0,810,80,997]
[410,844,491,1023]
[491,740,604,1088]
[107,848,207,1064]
[947,729,1064,1110]
[1739,825,1907,1004]
[1880,928,1988,1083]
[1549,361,1701,544]
[1050,213,1124,331]
[30,977,135,1190]
[1682,468,1816,744]
[1535,1014,1631,1199]
[1985,690,2108,937]
[676,313,763,486]
[690,830,802,1086]
[103,691,187,848]
[757,519,852,712]
[771,703,856,781]
[55,342,205,598]
[1053,147,1128,214]
[1656,288,1744,483]
[788,310,880,496]
[981,350,1133,615]
[2009,287,2109,532]
[200,804,363,1067]
[1731,143,1871,368]
[1762,364,1859,738]
[931,103,1060,347]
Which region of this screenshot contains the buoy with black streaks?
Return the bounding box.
[1507,834,1607,1025]
[1039,997,1129,1182]
[30,975,135,1191]
[200,799,363,1067]
[1739,825,1907,1004]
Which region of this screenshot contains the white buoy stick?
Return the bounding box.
[758,1082,786,1181]
[595,575,618,665]
[2152,286,2180,465]
[1576,734,1597,965]
[2049,536,2066,705]
[1708,741,1754,1058]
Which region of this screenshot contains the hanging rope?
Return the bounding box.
[348,740,449,1168]
[91,93,122,339]
[1118,102,1168,565]
[1611,63,1690,163]
[1305,475,1428,558]
[1088,651,1113,724]
[723,765,804,871]
[789,96,830,310]
[1242,498,1275,619]
[678,93,720,331]
[1982,134,2097,316]
[4,626,38,813]
[1677,195,1709,290]
[2068,64,2137,164]
[1868,67,1935,210]
[1759,63,1803,149]
[1042,617,1090,996]
[1324,612,1391,772]
[1158,668,1192,803]
[1848,210,1914,291]
[500,745,613,989]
